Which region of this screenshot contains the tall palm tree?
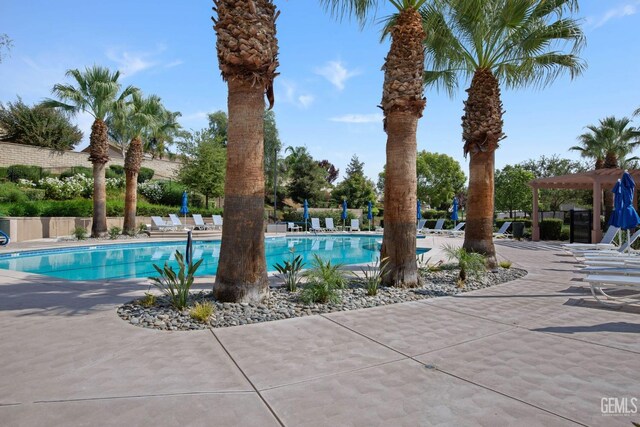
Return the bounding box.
[321,0,429,288]
[422,0,585,266]
[43,66,136,237]
[212,0,279,303]
[145,108,182,159]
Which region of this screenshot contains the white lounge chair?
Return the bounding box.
[169,214,187,230]
[577,229,640,258]
[446,222,466,237]
[493,221,512,238]
[287,222,301,232]
[584,274,640,306]
[423,219,445,234]
[350,219,360,231]
[416,219,427,234]
[325,217,337,232]
[150,216,176,231]
[212,215,223,230]
[192,214,213,230]
[310,218,325,232]
[562,225,619,251]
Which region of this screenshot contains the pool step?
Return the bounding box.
[148,229,221,239]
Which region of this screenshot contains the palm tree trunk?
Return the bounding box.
[461,69,504,268]
[381,111,419,287]
[214,78,268,303]
[123,137,143,234]
[89,119,109,237]
[379,8,425,288]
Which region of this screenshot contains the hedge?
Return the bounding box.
[496,218,532,228]
[540,218,563,240]
[60,166,92,179]
[282,209,356,226]
[0,167,7,180]
[138,167,155,183]
[7,165,47,182]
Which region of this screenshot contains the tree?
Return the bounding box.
[207,110,228,146]
[422,0,585,266]
[0,97,82,150]
[332,155,377,209]
[285,146,327,206]
[0,34,12,63]
[213,0,279,303]
[494,165,534,217]
[321,0,429,288]
[318,159,339,185]
[416,151,465,209]
[520,155,586,211]
[177,130,226,208]
[43,66,136,237]
[145,108,182,160]
[264,109,282,202]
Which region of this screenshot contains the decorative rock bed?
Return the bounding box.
[117,266,527,331]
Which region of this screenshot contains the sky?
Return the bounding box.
[1,0,639,184]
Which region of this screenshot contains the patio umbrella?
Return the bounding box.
[609,179,623,228]
[185,229,193,265]
[451,197,459,226]
[417,199,421,222]
[180,190,189,226]
[619,171,640,251]
[341,199,348,231]
[303,199,309,233]
[367,201,373,232]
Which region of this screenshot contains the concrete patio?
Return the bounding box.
[0,237,638,426]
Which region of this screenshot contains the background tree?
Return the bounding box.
[43,66,136,237]
[213,0,279,303]
[207,110,228,146]
[494,165,534,217]
[144,108,182,159]
[0,97,82,150]
[264,109,282,205]
[285,146,327,206]
[177,130,226,208]
[416,151,465,208]
[318,159,339,185]
[422,0,585,266]
[331,155,377,209]
[520,155,587,211]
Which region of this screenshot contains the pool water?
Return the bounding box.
[0,235,429,281]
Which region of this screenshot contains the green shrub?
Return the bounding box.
[149,250,204,310]
[73,226,87,240]
[540,219,563,240]
[60,166,92,179]
[299,254,346,304]
[139,292,156,307]
[273,250,305,292]
[23,188,46,201]
[158,181,185,206]
[360,257,389,296]
[496,218,532,228]
[138,167,154,183]
[108,226,122,239]
[499,260,512,269]
[109,165,125,176]
[7,165,45,183]
[421,209,449,220]
[190,300,214,322]
[0,183,28,203]
[0,167,8,180]
[442,245,486,286]
[559,225,570,242]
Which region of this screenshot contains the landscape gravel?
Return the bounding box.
[118,266,527,331]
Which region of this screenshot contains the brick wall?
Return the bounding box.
[0,141,180,179]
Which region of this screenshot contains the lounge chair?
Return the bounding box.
[422,219,445,234]
[577,229,640,258]
[562,225,620,252]
[416,219,427,234]
[169,214,187,230]
[212,215,223,230]
[493,221,512,238]
[310,218,325,232]
[445,222,466,237]
[350,219,360,231]
[287,222,301,232]
[325,218,337,232]
[192,214,213,230]
[150,216,176,231]
[584,274,640,306]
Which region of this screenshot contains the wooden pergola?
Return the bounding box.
[529,169,640,242]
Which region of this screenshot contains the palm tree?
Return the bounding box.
[43,66,136,237]
[212,0,279,303]
[422,0,585,266]
[145,108,182,159]
[321,0,429,288]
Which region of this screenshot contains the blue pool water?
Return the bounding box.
[0,235,428,281]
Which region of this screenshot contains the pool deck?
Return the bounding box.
[0,236,638,426]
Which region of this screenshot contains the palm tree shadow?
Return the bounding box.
[531,322,640,334]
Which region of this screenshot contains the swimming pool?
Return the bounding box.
[0,235,429,281]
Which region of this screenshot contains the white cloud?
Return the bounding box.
[277,79,314,109]
[330,113,383,124]
[181,111,210,121]
[165,60,184,68]
[314,60,360,91]
[589,1,640,28]
[105,45,181,78]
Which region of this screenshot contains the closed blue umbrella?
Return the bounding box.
[417,200,422,221]
[180,191,189,226]
[451,197,459,225]
[619,171,640,251]
[341,200,348,231]
[609,179,623,228]
[367,201,373,232]
[303,199,309,232]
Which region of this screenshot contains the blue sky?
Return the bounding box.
[1,1,639,183]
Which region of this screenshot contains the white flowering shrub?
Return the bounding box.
[37,174,93,200]
[138,181,163,204]
[106,177,124,191]
[17,179,36,188]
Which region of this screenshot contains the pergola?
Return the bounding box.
[529,169,640,242]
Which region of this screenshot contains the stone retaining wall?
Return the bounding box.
[0,141,180,179]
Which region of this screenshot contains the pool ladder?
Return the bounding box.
[0,230,9,246]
